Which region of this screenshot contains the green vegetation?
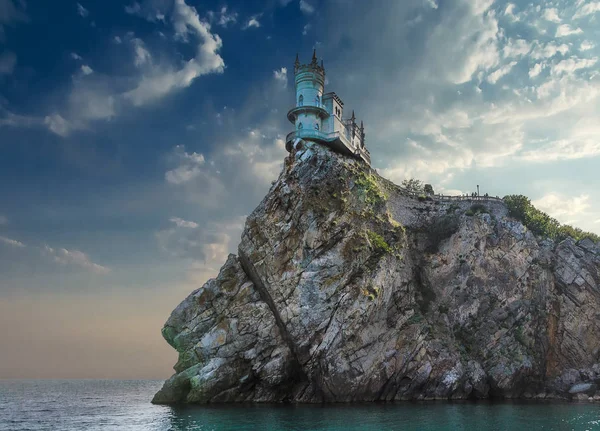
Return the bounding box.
[465,203,488,216]
[504,194,600,243]
[355,171,387,206]
[401,178,425,194]
[366,231,392,253]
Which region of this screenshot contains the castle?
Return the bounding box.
[285,51,371,165]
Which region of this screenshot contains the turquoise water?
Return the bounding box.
[1,380,600,430]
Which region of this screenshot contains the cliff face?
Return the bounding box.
[153,142,600,404]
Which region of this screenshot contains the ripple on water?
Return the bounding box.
[1,381,600,431]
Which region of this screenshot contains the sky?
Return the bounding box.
[0,0,599,379]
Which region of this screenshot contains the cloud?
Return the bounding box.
[131,38,151,67]
[532,193,591,224]
[169,217,199,228]
[70,52,83,60]
[124,0,225,106]
[486,61,517,84]
[24,0,225,137]
[44,114,73,137]
[77,3,89,17]
[299,0,315,14]
[550,57,598,77]
[0,51,16,75]
[243,16,261,29]
[165,145,206,184]
[157,218,241,263]
[302,23,311,36]
[528,63,545,78]
[425,0,438,9]
[113,36,122,44]
[555,24,583,37]
[516,116,600,164]
[580,41,595,51]
[0,235,24,248]
[502,39,531,59]
[530,42,569,60]
[124,1,166,22]
[80,65,93,75]
[208,6,237,28]
[43,245,110,274]
[542,8,561,22]
[0,215,7,225]
[573,1,600,19]
[273,67,287,87]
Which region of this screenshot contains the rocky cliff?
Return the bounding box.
[153,142,600,404]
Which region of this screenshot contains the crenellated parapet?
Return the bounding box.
[286,51,370,165]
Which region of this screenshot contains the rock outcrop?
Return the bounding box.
[153,142,600,404]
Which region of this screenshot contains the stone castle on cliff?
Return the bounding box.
[285,51,371,165]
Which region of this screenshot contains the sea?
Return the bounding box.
[1,380,600,430]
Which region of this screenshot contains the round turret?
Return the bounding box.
[287,50,329,139]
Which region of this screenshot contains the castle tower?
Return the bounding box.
[286,50,328,143]
[285,52,371,165]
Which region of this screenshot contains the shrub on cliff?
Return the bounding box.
[503,194,599,243]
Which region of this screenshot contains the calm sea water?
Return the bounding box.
[1,380,600,430]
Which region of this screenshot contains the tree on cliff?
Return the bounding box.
[401,178,425,194]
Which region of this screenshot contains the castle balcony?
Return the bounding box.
[287,105,330,123]
[285,129,371,165]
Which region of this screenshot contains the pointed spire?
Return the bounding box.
[320,59,324,69]
[295,53,299,65]
[311,49,317,64]
[351,110,356,122]
[360,120,364,132]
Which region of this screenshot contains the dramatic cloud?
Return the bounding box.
[23,0,225,137]
[125,0,225,106]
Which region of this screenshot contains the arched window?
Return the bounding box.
[298,122,303,129]
[315,123,319,131]
[298,95,303,106]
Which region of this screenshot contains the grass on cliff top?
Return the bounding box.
[504,194,600,243]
